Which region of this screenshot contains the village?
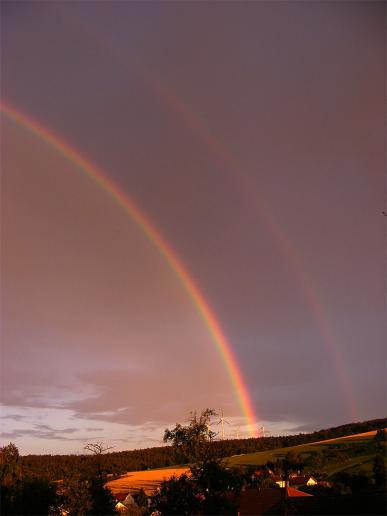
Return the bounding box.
[109,468,320,515]
[1,412,385,514]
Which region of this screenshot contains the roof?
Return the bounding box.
[286,487,313,498]
[123,493,136,505]
[115,502,128,514]
[237,488,283,516]
[237,487,314,515]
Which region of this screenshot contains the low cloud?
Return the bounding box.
[0,413,30,422]
[62,369,236,427]
[1,423,80,442]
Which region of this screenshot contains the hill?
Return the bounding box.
[20,417,386,480]
[225,429,386,478]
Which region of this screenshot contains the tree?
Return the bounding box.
[375,428,386,443]
[84,442,115,455]
[247,466,276,488]
[59,472,116,515]
[163,409,217,464]
[58,473,94,515]
[373,454,386,488]
[270,451,305,484]
[150,410,240,515]
[84,441,114,483]
[14,477,58,515]
[149,474,201,515]
[82,441,116,514]
[88,477,117,515]
[0,444,57,515]
[191,461,241,515]
[0,442,22,486]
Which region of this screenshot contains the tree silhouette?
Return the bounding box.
[84,441,114,483]
[0,442,22,486]
[373,454,386,488]
[151,409,240,515]
[163,409,217,464]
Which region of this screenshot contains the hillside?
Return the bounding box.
[225,429,386,478]
[102,429,386,500]
[20,417,386,480]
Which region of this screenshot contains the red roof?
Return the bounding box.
[286,487,313,498]
[237,487,313,515]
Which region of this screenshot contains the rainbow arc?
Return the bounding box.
[1,101,258,436]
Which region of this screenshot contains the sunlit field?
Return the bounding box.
[106,467,190,495]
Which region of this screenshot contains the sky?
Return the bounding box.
[1,1,385,455]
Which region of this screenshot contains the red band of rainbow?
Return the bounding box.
[1,101,258,436]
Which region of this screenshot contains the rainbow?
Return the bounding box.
[53,12,357,419]
[1,101,258,436]
[144,74,359,420]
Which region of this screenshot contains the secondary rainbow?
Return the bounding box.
[1,101,258,436]
[47,16,357,418]
[145,78,359,421]
[144,74,359,420]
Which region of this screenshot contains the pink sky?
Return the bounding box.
[1,1,385,453]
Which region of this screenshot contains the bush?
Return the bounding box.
[0,477,58,515]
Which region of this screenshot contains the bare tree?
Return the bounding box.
[84,441,114,482]
[84,442,114,455]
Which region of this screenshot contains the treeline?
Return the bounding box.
[21,417,386,480]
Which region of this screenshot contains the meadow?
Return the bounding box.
[225,429,386,478]
[104,429,385,496]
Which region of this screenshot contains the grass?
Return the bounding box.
[224,430,385,478]
[106,430,385,495]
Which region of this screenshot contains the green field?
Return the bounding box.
[225,431,385,478]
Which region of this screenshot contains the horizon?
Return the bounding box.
[16,415,387,457]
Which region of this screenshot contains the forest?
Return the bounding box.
[1,415,386,515]
[19,417,387,480]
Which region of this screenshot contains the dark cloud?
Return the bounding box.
[0,413,29,421]
[1,429,73,441]
[0,422,82,442]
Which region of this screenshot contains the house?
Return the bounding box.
[113,492,137,514]
[115,501,129,514]
[237,487,313,516]
[289,474,318,488]
[271,476,286,488]
[271,474,317,488]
